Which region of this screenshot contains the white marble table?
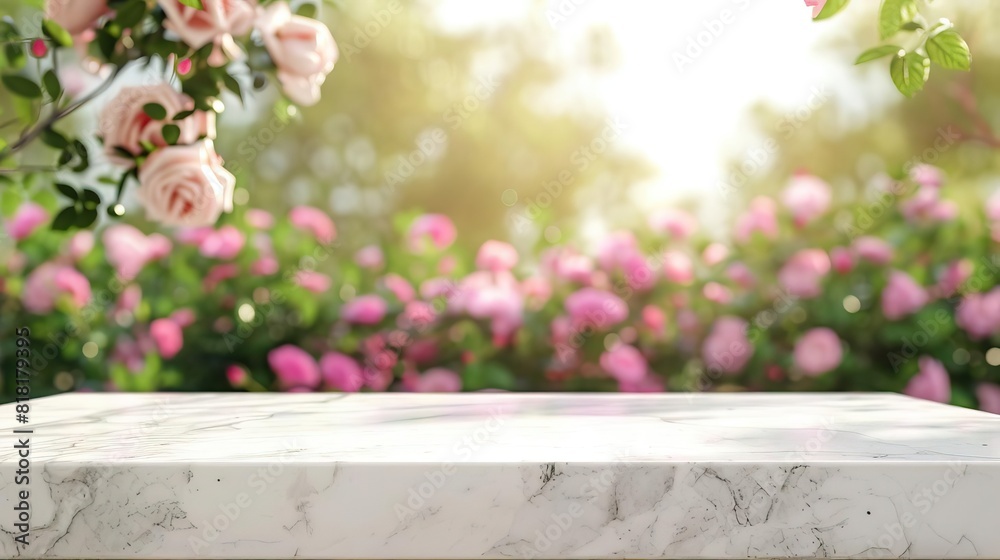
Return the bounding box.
[1,393,998,559]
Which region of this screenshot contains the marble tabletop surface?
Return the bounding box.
[1,392,998,559]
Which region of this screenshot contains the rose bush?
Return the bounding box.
[1,166,998,413]
[0,0,338,229]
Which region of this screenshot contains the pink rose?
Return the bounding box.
[852,236,893,265]
[170,308,196,328]
[805,0,827,18]
[399,300,437,329]
[599,344,647,383]
[257,2,338,106]
[781,173,831,225]
[342,294,387,325]
[268,345,321,390]
[137,141,235,227]
[6,202,49,241]
[976,383,1000,414]
[937,259,973,297]
[702,282,732,304]
[702,316,752,375]
[408,368,461,392]
[420,277,457,300]
[250,255,279,276]
[881,271,928,320]
[702,243,728,266]
[226,365,248,387]
[204,263,240,291]
[641,305,666,336]
[66,231,95,261]
[662,250,694,285]
[476,240,519,272]
[319,352,364,392]
[355,245,384,269]
[404,339,438,364]
[288,205,336,244]
[734,197,778,243]
[103,224,172,281]
[458,272,524,345]
[45,0,111,35]
[900,186,957,224]
[22,262,91,314]
[903,356,951,403]
[793,328,842,376]
[909,164,943,188]
[407,214,456,253]
[198,225,245,259]
[159,0,256,49]
[294,270,331,293]
[726,262,755,289]
[622,254,657,291]
[149,318,183,359]
[648,208,696,239]
[521,276,552,310]
[115,284,142,314]
[244,209,274,229]
[99,84,214,164]
[596,231,638,271]
[778,249,831,299]
[381,273,415,303]
[564,288,628,330]
[830,246,853,274]
[955,289,1000,339]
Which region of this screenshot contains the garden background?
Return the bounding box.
[1,0,999,412]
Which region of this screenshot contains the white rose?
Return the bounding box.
[158,0,257,49]
[99,83,215,165]
[136,141,235,227]
[45,0,111,35]
[257,2,338,106]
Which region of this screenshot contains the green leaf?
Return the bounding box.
[81,188,101,210]
[42,69,61,99]
[41,127,69,149]
[142,102,167,120]
[71,139,89,172]
[55,182,79,200]
[926,29,971,71]
[222,72,243,103]
[4,43,26,70]
[172,109,195,121]
[178,0,204,7]
[889,51,929,97]
[855,44,902,64]
[42,19,73,47]
[75,207,98,228]
[161,123,181,144]
[814,0,849,20]
[1,74,42,98]
[900,21,924,31]
[878,0,919,39]
[51,206,77,230]
[115,1,147,28]
[295,3,317,18]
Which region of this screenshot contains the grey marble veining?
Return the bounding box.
[0,392,998,559]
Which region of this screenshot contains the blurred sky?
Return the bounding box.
[432,0,894,209]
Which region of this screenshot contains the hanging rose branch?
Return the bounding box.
[0,0,338,229]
